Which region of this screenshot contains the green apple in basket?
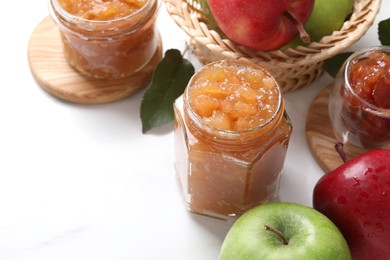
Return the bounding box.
[198,0,219,30]
[305,0,354,42]
[219,202,351,260]
[284,0,354,48]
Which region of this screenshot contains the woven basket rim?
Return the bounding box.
[163,0,382,66]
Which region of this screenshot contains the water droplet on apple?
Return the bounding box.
[364,221,371,227]
[367,233,373,238]
[375,165,386,173]
[364,168,374,176]
[337,195,348,204]
[354,207,361,215]
[353,177,360,186]
[375,223,385,232]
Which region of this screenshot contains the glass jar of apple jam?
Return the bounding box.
[329,46,390,149]
[174,60,293,221]
[49,0,160,79]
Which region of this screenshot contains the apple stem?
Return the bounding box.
[284,12,310,44]
[335,142,348,163]
[264,225,289,245]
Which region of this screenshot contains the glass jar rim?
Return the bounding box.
[50,0,160,25]
[184,59,283,138]
[344,45,390,116]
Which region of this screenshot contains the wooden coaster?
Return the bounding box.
[28,16,163,104]
[305,85,367,173]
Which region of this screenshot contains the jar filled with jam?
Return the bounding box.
[329,46,390,149]
[174,60,293,221]
[49,0,160,79]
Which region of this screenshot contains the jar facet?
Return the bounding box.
[49,0,160,79]
[174,60,293,221]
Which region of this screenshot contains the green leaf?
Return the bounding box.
[324,52,354,78]
[140,49,195,133]
[378,17,390,46]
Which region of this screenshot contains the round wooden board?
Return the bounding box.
[305,85,367,173]
[28,16,163,104]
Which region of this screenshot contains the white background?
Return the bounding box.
[0,1,388,259]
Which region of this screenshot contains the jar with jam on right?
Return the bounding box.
[329,46,390,150]
[174,60,293,221]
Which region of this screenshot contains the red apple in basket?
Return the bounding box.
[313,144,390,259]
[207,0,314,50]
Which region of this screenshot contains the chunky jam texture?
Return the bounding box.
[342,50,390,147]
[349,50,390,108]
[58,0,147,20]
[188,62,280,131]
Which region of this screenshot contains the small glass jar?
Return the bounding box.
[174,60,293,221]
[329,46,390,149]
[49,0,160,79]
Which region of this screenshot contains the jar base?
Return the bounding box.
[175,161,280,222]
[184,198,277,222]
[28,16,163,104]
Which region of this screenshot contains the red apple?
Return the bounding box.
[207,0,314,50]
[313,144,390,259]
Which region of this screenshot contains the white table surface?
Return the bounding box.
[0,1,388,259]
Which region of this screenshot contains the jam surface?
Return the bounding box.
[349,50,390,108]
[188,61,280,131]
[58,0,147,20]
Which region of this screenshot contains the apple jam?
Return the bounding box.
[174,60,293,221]
[58,0,147,20]
[50,0,160,79]
[329,47,390,149]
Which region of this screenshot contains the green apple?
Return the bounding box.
[282,0,353,49]
[198,0,219,30]
[219,202,351,260]
[305,0,354,42]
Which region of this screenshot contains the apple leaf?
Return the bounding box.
[378,17,390,46]
[324,52,354,78]
[324,17,390,78]
[140,49,195,133]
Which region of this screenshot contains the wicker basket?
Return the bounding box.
[163,0,381,92]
